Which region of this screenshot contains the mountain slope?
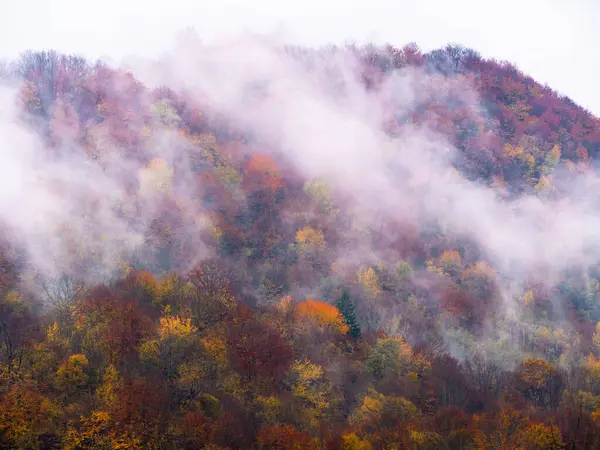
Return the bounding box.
[0,40,600,448]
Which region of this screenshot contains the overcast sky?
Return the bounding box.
[1,0,599,115]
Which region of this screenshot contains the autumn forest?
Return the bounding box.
[2,38,600,449]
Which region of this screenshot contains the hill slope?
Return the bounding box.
[1,40,600,448]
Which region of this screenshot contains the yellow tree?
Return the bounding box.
[427,250,464,278]
[295,226,326,254]
[365,336,430,381]
[63,410,143,450]
[350,388,418,430]
[342,432,372,450]
[55,354,89,399]
[472,408,527,450]
[544,144,561,168]
[0,381,58,450]
[303,179,337,215]
[356,266,383,329]
[96,364,123,411]
[521,422,564,450]
[139,310,198,380]
[283,359,331,431]
[516,357,562,407]
[357,267,382,299]
[581,353,600,393]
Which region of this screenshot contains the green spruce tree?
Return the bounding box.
[336,290,361,338]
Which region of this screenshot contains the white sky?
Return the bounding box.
[1,0,599,115]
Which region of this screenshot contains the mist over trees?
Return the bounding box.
[1,37,600,448]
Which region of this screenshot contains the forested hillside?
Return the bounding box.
[2,39,600,449]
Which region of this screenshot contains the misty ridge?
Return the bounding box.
[2,34,599,358]
[2,30,600,449]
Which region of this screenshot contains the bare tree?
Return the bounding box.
[39,274,87,328]
[187,257,234,298]
[463,351,505,400]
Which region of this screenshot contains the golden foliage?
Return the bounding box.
[46,321,70,352]
[473,408,527,450]
[591,408,600,428]
[465,260,495,278]
[288,359,326,401]
[410,429,443,449]
[521,422,564,450]
[350,388,418,427]
[583,354,600,385]
[427,250,464,278]
[357,267,382,299]
[462,263,487,280]
[517,358,556,389]
[0,383,58,449]
[256,395,283,425]
[365,336,431,379]
[342,432,373,450]
[350,390,384,426]
[522,288,535,306]
[284,359,330,427]
[158,315,197,340]
[56,354,89,391]
[97,364,123,408]
[304,179,337,214]
[200,333,243,399]
[296,298,349,334]
[201,335,228,365]
[504,144,536,170]
[63,410,142,450]
[278,295,293,312]
[439,250,463,271]
[295,226,326,251]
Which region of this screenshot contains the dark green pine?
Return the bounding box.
[336,290,361,338]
